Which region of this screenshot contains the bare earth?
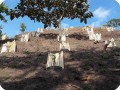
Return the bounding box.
[0,27,120,90]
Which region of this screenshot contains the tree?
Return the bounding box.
[9,0,93,28]
[0,3,8,22]
[103,18,120,27]
[20,23,26,33]
[0,25,3,38]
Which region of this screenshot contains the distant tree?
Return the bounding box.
[9,0,93,28]
[0,3,8,22]
[20,23,26,33]
[0,25,3,38]
[103,18,120,27]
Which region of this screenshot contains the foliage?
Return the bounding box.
[103,18,120,27]
[0,25,3,38]
[101,52,112,59]
[3,76,12,80]
[0,3,8,22]
[24,51,31,54]
[20,23,26,33]
[83,84,92,90]
[9,0,93,28]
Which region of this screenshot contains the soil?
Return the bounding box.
[0,27,120,90]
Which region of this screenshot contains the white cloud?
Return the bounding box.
[0,0,4,4]
[115,0,120,5]
[93,7,110,19]
[91,7,111,27]
[61,23,69,28]
[91,21,101,27]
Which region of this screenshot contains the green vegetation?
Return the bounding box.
[103,18,120,27]
[83,84,92,90]
[23,51,31,54]
[0,3,8,22]
[9,0,93,28]
[3,76,12,80]
[20,23,26,33]
[0,25,3,38]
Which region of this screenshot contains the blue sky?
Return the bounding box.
[0,0,120,37]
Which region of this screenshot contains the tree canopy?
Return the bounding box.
[103,18,120,27]
[20,23,26,33]
[9,0,93,28]
[0,25,3,38]
[0,3,8,22]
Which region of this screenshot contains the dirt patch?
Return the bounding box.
[0,28,120,90]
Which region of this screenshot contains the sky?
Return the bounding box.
[0,0,120,37]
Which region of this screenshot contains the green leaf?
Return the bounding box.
[8,0,93,28]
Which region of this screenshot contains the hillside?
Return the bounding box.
[0,27,120,90]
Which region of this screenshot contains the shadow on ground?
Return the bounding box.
[0,47,120,90]
[40,33,58,39]
[68,33,88,40]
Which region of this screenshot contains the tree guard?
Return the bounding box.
[46,51,64,69]
[105,38,116,47]
[21,33,30,42]
[57,35,66,42]
[59,41,70,51]
[1,40,16,53]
